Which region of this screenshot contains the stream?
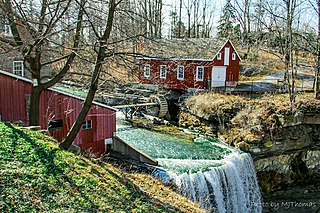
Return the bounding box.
[116,113,262,212]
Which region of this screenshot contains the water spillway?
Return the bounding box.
[172,154,262,213]
[116,115,262,212]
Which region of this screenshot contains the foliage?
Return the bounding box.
[217,0,237,40]
[0,122,204,212]
[173,21,187,38]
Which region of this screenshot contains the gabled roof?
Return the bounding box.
[138,38,225,59]
[137,38,241,61]
[212,39,242,61]
[136,57,212,62]
[0,69,117,111]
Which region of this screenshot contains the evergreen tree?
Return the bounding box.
[217,0,236,38]
[173,21,187,38]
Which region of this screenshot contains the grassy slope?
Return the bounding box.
[0,122,204,212]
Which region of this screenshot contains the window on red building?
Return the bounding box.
[177,66,184,80]
[196,66,204,81]
[160,65,166,79]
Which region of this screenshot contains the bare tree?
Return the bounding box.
[184,0,193,38]
[233,0,252,36]
[0,0,85,126]
[59,0,120,150]
[253,0,265,32]
[263,0,301,110]
[312,0,320,98]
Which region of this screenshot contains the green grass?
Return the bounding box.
[0,122,204,212]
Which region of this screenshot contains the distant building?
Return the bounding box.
[138,39,241,90]
[0,70,116,155]
[0,8,52,79]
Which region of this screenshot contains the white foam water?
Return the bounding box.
[166,153,262,213]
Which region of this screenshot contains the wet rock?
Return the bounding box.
[68,144,81,155]
[13,120,27,127]
[235,141,250,151]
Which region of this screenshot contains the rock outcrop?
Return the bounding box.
[180,92,320,201]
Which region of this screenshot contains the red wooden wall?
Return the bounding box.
[0,73,31,122]
[138,40,240,90]
[213,41,240,82]
[0,71,116,155]
[139,59,214,90]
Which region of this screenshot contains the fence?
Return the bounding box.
[209,77,314,94]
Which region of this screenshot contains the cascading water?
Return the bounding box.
[116,113,262,212]
[170,153,262,212]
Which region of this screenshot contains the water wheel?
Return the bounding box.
[149,95,169,118]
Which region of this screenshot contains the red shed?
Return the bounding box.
[0,70,116,155]
[138,39,241,90]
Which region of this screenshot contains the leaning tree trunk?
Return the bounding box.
[59,0,117,151]
[59,52,104,150]
[315,50,320,99]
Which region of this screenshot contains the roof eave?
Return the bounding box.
[0,69,117,112]
[212,39,242,61]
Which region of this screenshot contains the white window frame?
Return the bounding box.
[159,65,167,79]
[4,16,12,36]
[177,66,184,80]
[143,64,150,77]
[217,52,222,60]
[82,120,92,130]
[224,47,230,66]
[13,61,24,76]
[232,53,236,61]
[196,66,204,81]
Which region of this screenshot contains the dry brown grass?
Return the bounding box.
[127,173,206,213]
[185,92,320,147]
[186,93,247,117]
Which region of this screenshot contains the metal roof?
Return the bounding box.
[0,69,117,112]
[137,38,241,61]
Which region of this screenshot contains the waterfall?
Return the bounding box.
[116,113,262,212]
[168,153,262,213]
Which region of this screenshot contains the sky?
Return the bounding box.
[162,0,225,37]
[161,0,318,38]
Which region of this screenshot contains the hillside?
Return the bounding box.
[0,122,204,212]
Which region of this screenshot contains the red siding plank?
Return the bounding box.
[0,71,116,155]
[138,41,240,90]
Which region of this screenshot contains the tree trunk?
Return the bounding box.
[193,0,196,38]
[59,57,101,150]
[178,0,182,38]
[315,56,320,99]
[59,0,117,151]
[202,0,206,38]
[285,0,295,110]
[29,85,42,126]
[315,0,320,99]
[187,11,191,38]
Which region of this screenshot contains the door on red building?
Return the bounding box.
[212,66,226,87]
